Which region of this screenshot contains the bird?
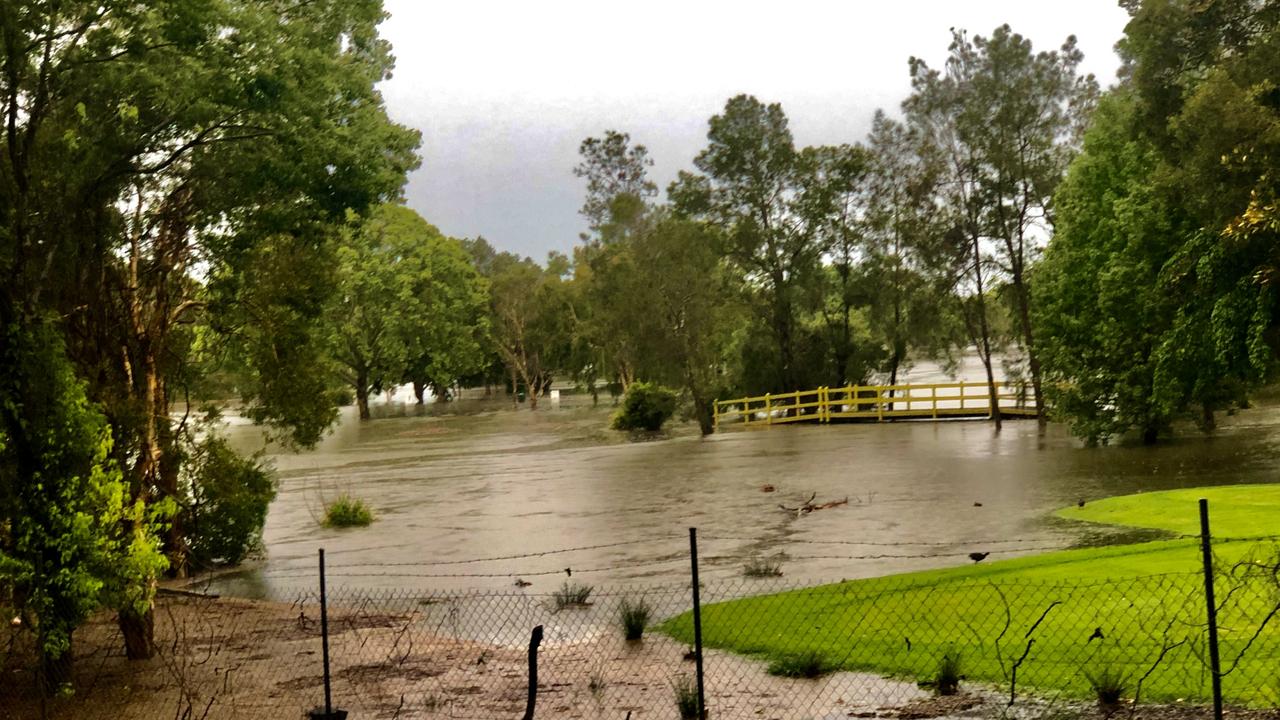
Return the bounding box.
[513,578,532,588]
[968,552,989,563]
[1088,627,1105,643]
[973,502,983,507]
[761,484,776,493]
[1078,499,1086,508]
[564,567,572,577]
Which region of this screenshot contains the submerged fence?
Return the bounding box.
[5,507,1280,719]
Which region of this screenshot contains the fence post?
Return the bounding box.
[308,548,345,720]
[521,625,544,720]
[1199,499,1224,720]
[764,394,771,425]
[689,527,707,720]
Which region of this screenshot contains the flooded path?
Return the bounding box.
[206,381,1280,599]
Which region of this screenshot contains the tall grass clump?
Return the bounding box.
[1085,666,1128,710]
[934,650,963,695]
[553,581,594,609]
[322,494,374,527]
[742,556,783,578]
[671,673,701,719]
[619,597,652,641]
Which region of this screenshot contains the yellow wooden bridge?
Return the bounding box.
[713,381,1038,429]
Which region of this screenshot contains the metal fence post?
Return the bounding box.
[309,548,345,720]
[689,527,707,720]
[1199,499,1223,720]
[521,625,543,720]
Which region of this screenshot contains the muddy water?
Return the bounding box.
[204,378,1280,603]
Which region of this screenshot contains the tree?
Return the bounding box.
[327,206,487,418]
[1,0,418,661]
[488,255,573,410]
[905,26,1097,427]
[672,95,854,392]
[1035,91,1179,444]
[573,130,657,237]
[862,111,958,390]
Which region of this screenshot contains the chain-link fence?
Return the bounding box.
[5,529,1280,719]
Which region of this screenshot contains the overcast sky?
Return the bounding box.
[377,1,1132,261]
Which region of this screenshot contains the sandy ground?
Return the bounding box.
[3,595,1262,720]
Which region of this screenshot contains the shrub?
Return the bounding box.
[1086,666,1128,709]
[323,494,374,528]
[742,556,783,578]
[619,597,652,641]
[671,673,701,719]
[934,649,963,696]
[767,649,829,678]
[612,382,678,432]
[553,581,594,609]
[184,433,277,566]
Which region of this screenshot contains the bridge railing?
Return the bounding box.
[713,381,1035,428]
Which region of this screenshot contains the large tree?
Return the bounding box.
[1,0,418,661]
[905,26,1097,427]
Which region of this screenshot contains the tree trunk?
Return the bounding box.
[356,373,371,420]
[119,607,155,660]
[41,633,74,690]
[1142,425,1159,445]
[967,231,1002,432]
[1012,278,1045,426]
[887,348,902,412]
[693,394,714,436]
[528,375,540,410]
[412,380,426,404]
[1201,403,1216,432]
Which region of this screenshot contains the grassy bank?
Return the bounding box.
[660,485,1280,705]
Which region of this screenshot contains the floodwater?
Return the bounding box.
[203,367,1280,602]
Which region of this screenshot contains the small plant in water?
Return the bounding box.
[934,649,963,696]
[671,673,701,719]
[767,649,828,679]
[742,556,784,578]
[552,581,594,609]
[1085,666,1128,710]
[619,596,652,641]
[322,494,374,528]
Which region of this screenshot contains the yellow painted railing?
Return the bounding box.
[712,381,1036,429]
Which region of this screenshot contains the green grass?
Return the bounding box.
[322,494,374,527]
[659,484,1280,706]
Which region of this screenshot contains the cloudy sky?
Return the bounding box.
[377,1,1132,261]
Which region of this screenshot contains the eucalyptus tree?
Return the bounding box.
[905,26,1096,427]
[488,254,574,410]
[672,95,858,392]
[1,0,418,661]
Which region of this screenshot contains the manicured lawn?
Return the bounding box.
[660,485,1280,705]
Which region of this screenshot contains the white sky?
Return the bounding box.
[378,1,1132,260]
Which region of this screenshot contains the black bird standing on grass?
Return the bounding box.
[968,552,989,563]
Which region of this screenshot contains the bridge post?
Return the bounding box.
[931,386,937,419]
[876,385,884,422]
[765,394,771,426]
[958,380,965,411]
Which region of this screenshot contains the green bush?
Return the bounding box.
[323,494,375,528]
[553,581,594,609]
[611,382,678,432]
[184,434,277,566]
[934,649,963,696]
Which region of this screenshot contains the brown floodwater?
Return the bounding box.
[203,373,1280,603]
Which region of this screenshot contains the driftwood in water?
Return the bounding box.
[778,492,849,516]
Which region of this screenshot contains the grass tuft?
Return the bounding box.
[1085,666,1128,709]
[934,649,962,696]
[742,556,783,578]
[619,596,652,641]
[767,649,829,678]
[322,494,374,527]
[671,673,701,719]
[552,581,594,610]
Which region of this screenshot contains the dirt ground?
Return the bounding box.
[2,594,1262,720]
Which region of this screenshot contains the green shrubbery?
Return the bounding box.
[323,494,375,528]
[611,382,678,432]
[183,433,277,566]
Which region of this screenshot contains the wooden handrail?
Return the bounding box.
[714,380,1035,427]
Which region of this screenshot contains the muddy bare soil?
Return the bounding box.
[3,594,931,720]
